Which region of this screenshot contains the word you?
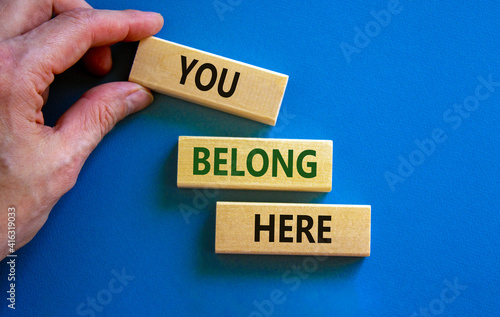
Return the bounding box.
[180,55,240,98]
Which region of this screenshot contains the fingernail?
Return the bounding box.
[145,11,163,19]
[125,87,154,115]
[146,11,164,19]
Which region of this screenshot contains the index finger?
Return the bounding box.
[19,8,163,84]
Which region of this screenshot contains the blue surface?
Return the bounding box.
[1,1,499,316]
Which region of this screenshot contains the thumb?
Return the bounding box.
[55,82,153,160]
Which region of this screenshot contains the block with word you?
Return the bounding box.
[129,37,288,125]
[177,136,333,192]
[215,202,371,256]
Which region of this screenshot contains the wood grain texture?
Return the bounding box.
[215,202,371,256]
[129,37,288,125]
[177,136,333,192]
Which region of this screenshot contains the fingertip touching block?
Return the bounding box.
[129,37,288,125]
[215,202,371,256]
[177,136,333,192]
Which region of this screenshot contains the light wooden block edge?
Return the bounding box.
[215,202,371,257]
[177,136,333,192]
[129,37,289,126]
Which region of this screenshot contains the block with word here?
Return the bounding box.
[129,37,288,125]
[177,136,333,192]
[215,202,371,256]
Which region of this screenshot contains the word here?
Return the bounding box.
[215,202,371,256]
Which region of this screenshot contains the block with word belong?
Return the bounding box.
[215,202,371,256]
[129,37,288,125]
[177,136,333,192]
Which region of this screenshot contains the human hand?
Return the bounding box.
[0,0,163,260]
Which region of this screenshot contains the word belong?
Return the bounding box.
[193,147,317,178]
[177,137,332,191]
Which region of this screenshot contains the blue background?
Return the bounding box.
[1,1,498,316]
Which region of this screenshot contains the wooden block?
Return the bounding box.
[129,37,288,125]
[215,202,371,256]
[177,136,333,192]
